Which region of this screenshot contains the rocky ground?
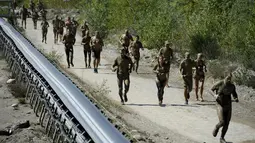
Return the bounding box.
[0,54,51,143]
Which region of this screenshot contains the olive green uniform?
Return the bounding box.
[82,35,91,68]
[153,63,168,104]
[30,2,35,12]
[20,7,28,29]
[211,80,238,141]
[180,58,196,102]
[112,56,133,104]
[63,33,75,68]
[120,34,133,54]
[72,20,79,37]
[158,46,173,72]
[52,19,60,43]
[81,24,89,37]
[41,21,49,43]
[57,19,65,42]
[32,11,39,29]
[129,40,144,73]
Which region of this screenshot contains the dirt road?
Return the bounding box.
[22,18,255,143]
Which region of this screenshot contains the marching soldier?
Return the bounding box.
[40,18,49,44]
[129,35,144,73]
[81,21,89,37]
[58,17,65,43]
[40,9,47,21]
[112,48,133,105]
[52,15,60,44]
[71,17,79,38]
[194,53,207,101]
[180,52,196,105]
[158,41,173,87]
[32,10,39,29]
[62,30,75,68]
[81,31,92,68]
[90,31,104,73]
[20,5,28,29]
[211,73,239,143]
[65,17,72,32]
[29,0,35,12]
[119,29,133,55]
[153,55,168,106]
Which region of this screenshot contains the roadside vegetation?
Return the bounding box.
[18,0,255,88]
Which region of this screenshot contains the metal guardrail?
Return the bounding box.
[0,18,130,143]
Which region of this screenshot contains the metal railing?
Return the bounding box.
[0,18,130,143]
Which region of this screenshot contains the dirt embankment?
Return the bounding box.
[0,54,50,143]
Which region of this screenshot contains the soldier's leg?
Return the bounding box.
[65,47,70,68]
[183,77,189,104]
[135,58,139,73]
[117,75,124,104]
[200,79,205,101]
[70,47,74,67]
[195,78,199,100]
[44,31,48,43]
[165,72,170,87]
[84,50,87,67]
[221,109,232,140]
[35,19,37,29]
[213,103,224,137]
[21,19,24,27]
[123,77,130,102]
[24,19,26,29]
[156,79,161,103]
[41,31,44,42]
[88,51,91,68]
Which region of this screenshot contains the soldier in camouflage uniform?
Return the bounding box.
[194,53,207,101]
[81,31,91,68]
[180,52,196,105]
[90,31,104,73]
[153,55,168,106]
[52,15,60,44]
[58,17,65,43]
[158,41,173,87]
[62,30,75,68]
[119,29,133,55]
[32,10,39,29]
[129,35,144,73]
[211,74,239,143]
[112,48,133,105]
[81,21,89,37]
[40,18,49,44]
[20,5,28,29]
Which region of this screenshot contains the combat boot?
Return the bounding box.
[220,137,227,143]
[212,126,219,137]
[159,100,162,106]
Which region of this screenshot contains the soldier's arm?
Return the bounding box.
[81,38,85,45]
[211,81,223,94]
[140,42,144,50]
[111,58,118,72]
[153,65,158,74]
[170,49,174,60]
[158,48,163,57]
[62,35,66,43]
[129,58,133,73]
[232,85,239,102]
[204,60,207,72]
[179,61,184,75]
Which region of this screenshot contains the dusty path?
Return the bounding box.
[22,18,255,143]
